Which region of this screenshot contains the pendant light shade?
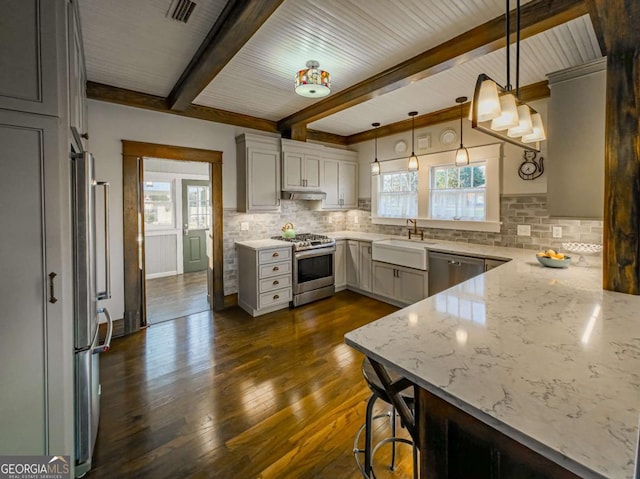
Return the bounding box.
[295,60,331,98]
[490,93,519,131]
[455,96,470,167]
[522,113,546,143]
[476,79,501,122]
[407,111,419,171]
[507,105,534,137]
[370,122,381,175]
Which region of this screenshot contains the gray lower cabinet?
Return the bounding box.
[334,240,347,290]
[372,262,429,305]
[237,244,292,317]
[346,240,372,292]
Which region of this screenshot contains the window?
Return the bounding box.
[144,181,174,227]
[370,144,501,233]
[377,171,418,218]
[430,163,486,220]
[186,184,210,229]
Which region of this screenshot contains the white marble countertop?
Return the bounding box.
[235,238,292,250]
[345,244,640,479]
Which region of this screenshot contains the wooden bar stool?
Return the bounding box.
[353,357,418,479]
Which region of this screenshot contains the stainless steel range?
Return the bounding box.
[272,233,336,307]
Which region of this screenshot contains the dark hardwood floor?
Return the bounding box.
[146,271,209,324]
[88,291,416,479]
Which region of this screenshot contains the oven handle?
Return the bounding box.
[295,246,336,260]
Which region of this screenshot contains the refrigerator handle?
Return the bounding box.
[96,181,111,300]
[93,307,113,354]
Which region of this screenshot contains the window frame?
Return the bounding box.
[371,143,501,233]
[143,178,176,230]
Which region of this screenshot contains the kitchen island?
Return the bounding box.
[345,243,640,478]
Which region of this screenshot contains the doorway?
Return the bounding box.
[122,140,223,336]
[142,160,212,324]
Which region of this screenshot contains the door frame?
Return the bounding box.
[122,140,223,335]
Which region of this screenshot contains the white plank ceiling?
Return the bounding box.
[79,0,602,139]
[80,0,228,96]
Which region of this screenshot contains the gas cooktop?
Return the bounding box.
[271,233,336,251]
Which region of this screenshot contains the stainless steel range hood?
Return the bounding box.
[281,190,326,201]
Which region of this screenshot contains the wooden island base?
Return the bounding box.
[416,388,582,479]
[369,358,582,479]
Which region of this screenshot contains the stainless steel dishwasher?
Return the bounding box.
[428,251,485,296]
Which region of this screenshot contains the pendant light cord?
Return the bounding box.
[459,101,464,148]
[411,115,415,155]
[505,0,511,91]
[516,0,520,98]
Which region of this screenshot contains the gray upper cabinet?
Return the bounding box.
[236,134,281,213]
[320,148,358,210]
[547,58,606,219]
[0,0,62,116]
[281,139,322,190]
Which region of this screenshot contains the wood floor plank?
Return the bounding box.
[88,291,415,479]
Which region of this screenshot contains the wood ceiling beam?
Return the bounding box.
[167,0,285,111]
[278,0,587,132]
[87,81,279,132]
[307,129,348,146]
[346,80,550,145]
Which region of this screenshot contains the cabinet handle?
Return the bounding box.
[273,252,279,257]
[273,294,280,300]
[48,272,58,304]
[273,266,279,271]
[81,132,89,140]
[273,280,279,285]
[449,260,462,266]
[368,246,372,254]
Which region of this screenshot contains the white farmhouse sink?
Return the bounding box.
[372,239,429,270]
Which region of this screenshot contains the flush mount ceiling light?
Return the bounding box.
[455,97,470,167]
[371,122,381,176]
[407,111,419,171]
[470,0,546,151]
[294,60,331,98]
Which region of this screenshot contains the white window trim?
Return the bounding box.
[371,143,502,233]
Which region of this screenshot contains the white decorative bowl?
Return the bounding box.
[561,242,602,266]
[536,255,572,269]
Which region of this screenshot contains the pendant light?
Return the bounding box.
[370,122,381,175]
[407,111,419,171]
[470,0,545,151]
[455,97,470,167]
[295,61,331,98]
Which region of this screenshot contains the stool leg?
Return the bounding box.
[364,392,378,477]
[389,407,397,471]
[412,441,418,479]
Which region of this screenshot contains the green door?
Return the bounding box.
[182,180,210,273]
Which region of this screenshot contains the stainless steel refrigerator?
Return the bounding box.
[72,149,113,477]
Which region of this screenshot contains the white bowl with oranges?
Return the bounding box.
[536,249,571,268]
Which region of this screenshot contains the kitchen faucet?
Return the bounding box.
[407,219,423,240]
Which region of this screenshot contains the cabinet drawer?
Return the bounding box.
[259,287,292,308]
[259,275,291,293]
[259,247,291,263]
[259,260,291,278]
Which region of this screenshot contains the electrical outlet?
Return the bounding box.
[353,216,359,224]
[552,226,562,238]
[240,222,249,231]
[327,216,333,224]
[517,224,531,236]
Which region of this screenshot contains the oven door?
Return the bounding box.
[293,246,335,294]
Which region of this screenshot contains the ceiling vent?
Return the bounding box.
[167,0,197,23]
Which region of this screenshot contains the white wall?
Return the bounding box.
[354,99,548,198]
[88,100,276,319]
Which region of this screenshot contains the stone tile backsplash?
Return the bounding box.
[222,195,603,294]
